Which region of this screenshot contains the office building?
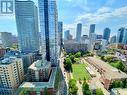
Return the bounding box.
[89,24,95,37]
[103,28,111,41]
[58,22,63,48]
[15,1,39,53]
[0,57,24,95]
[110,35,116,44]
[0,32,12,48]
[38,0,59,66]
[76,23,82,42]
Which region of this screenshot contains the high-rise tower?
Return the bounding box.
[15,1,39,53]
[76,23,82,42]
[38,0,59,66]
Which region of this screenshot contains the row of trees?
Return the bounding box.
[111,79,127,89]
[69,79,78,95]
[100,55,127,73]
[82,78,104,95]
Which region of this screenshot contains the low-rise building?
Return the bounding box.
[111,88,127,95]
[16,58,58,95]
[86,57,127,90]
[27,59,51,82]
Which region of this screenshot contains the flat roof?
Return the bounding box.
[19,67,57,89]
[86,57,127,80]
[112,88,127,95]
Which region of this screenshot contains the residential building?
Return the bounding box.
[81,35,88,41]
[0,57,24,95]
[38,0,59,66]
[117,27,125,44]
[64,30,70,40]
[58,22,63,48]
[76,23,82,42]
[27,59,52,82]
[89,24,95,38]
[103,28,111,41]
[0,32,12,48]
[15,1,39,53]
[0,48,6,57]
[89,33,96,51]
[110,35,116,44]
[96,34,103,40]
[101,39,108,51]
[122,28,127,45]
[64,40,88,53]
[16,58,58,95]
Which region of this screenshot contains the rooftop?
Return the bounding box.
[28,59,51,70]
[19,67,57,89]
[112,88,127,95]
[0,57,20,65]
[86,57,127,80]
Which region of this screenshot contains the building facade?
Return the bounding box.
[103,28,111,41]
[58,22,63,48]
[89,24,95,38]
[15,1,39,53]
[110,35,116,44]
[38,0,59,66]
[0,57,24,95]
[76,23,82,42]
[0,32,12,48]
[117,27,127,45]
[27,59,51,82]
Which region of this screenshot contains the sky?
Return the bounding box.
[0,0,127,38]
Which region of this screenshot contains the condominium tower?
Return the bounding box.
[0,57,24,95]
[89,24,96,38]
[76,23,82,42]
[0,32,12,48]
[15,1,39,53]
[38,0,59,66]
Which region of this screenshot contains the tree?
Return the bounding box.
[69,79,78,95]
[70,55,75,62]
[82,81,92,95]
[96,88,104,95]
[64,51,67,56]
[65,58,72,71]
[75,52,81,58]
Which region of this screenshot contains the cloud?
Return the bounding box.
[64,6,127,37]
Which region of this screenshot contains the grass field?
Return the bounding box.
[72,63,91,80]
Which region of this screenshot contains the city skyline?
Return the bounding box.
[0,0,127,37]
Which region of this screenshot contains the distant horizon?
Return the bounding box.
[0,0,127,38]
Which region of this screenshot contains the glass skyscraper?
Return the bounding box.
[117,28,124,43]
[103,28,111,41]
[117,27,127,44]
[15,1,39,53]
[38,0,59,66]
[76,23,82,42]
[89,24,95,38]
[58,22,63,47]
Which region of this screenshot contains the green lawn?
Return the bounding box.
[72,63,91,80]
